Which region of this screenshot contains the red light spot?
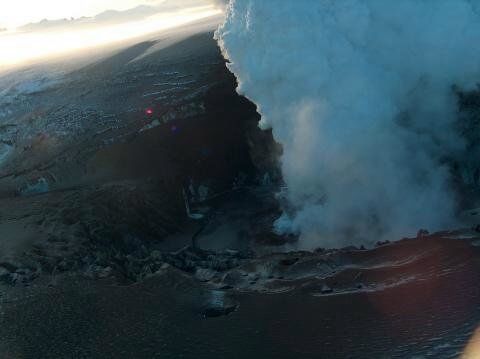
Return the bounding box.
[145,108,153,115]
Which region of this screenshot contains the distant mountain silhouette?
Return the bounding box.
[17,0,215,33]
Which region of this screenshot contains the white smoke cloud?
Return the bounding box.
[216,0,480,248]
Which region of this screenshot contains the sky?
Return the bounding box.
[0,0,223,68]
[0,0,216,30]
[0,0,146,29]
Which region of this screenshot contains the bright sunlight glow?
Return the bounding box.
[0,5,222,69]
[0,0,155,29]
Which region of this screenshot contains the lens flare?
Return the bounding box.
[463,326,480,358]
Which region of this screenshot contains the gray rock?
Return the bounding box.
[195,268,216,282]
[150,250,162,260]
[203,304,237,318]
[97,266,113,279]
[222,270,244,286]
[321,284,333,294]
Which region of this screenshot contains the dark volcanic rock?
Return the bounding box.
[202,304,238,318]
[280,257,299,266]
[0,31,281,288]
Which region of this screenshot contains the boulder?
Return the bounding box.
[203,304,237,318]
[195,268,217,282]
[321,284,333,294]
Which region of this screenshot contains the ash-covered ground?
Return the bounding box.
[1,27,480,359]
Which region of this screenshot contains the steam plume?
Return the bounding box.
[216,0,480,248]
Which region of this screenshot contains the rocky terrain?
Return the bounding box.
[1,28,480,358]
[0,30,282,285]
